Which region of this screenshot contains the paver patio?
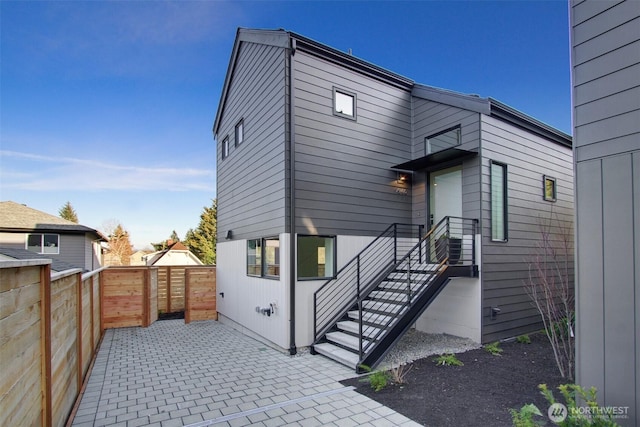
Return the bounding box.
[71,319,420,426]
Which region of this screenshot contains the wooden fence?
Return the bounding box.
[0,260,103,427]
[0,262,215,427]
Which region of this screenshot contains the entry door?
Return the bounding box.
[429,165,462,228]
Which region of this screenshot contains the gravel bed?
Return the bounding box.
[376,328,481,369]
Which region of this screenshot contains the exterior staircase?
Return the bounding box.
[311,217,478,372]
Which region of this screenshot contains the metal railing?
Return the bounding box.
[312,223,424,342]
[355,216,478,364]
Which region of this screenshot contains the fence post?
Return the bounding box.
[76,272,83,394]
[40,264,52,427]
[185,269,191,324]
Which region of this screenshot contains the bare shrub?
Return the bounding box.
[389,359,413,384]
[524,212,574,381]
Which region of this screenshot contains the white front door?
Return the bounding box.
[429,165,463,228]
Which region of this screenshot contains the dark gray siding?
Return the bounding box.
[216,41,288,241]
[480,115,574,342]
[410,98,482,228]
[292,50,412,236]
[572,0,639,422]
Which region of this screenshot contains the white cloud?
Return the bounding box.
[0,150,215,192]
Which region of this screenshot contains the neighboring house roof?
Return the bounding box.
[144,241,204,266]
[0,201,107,241]
[0,246,83,272]
[214,28,572,148]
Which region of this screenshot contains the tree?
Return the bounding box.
[106,223,134,266]
[184,199,217,264]
[151,230,181,251]
[59,201,79,223]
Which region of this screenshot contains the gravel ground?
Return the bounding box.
[377,328,481,369]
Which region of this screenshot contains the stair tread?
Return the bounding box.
[362,300,404,313]
[337,321,382,338]
[313,343,359,369]
[326,331,369,350]
[348,310,395,326]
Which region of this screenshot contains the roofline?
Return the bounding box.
[489,98,572,148]
[0,226,107,241]
[412,84,491,114]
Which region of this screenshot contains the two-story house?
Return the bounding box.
[213,28,573,370]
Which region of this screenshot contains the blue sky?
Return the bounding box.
[0,0,571,249]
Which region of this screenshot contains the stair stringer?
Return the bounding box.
[357,268,453,372]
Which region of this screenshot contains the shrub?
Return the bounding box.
[389,359,413,385]
[434,353,464,366]
[538,383,621,426]
[485,341,503,356]
[509,403,544,427]
[516,334,531,344]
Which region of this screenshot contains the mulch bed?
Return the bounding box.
[340,332,567,426]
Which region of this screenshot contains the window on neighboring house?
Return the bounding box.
[490,161,508,241]
[426,125,461,154]
[222,136,229,159]
[247,239,262,276]
[27,233,59,254]
[235,120,244,146]
[333,87,356,120]
[298,236,336,280]
[543,175,557,202]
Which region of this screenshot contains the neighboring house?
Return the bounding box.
[0,201,105,272]
[130,249,152,266]
[0,247,85,273]
[571,1,639,425]
[214,28,573,369]
[143,241,204,266]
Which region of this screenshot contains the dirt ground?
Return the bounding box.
[341,332,567,426]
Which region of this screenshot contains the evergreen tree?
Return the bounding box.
[59,201,79,223]
[184,199,217,264]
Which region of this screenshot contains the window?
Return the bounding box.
[264,238,280,277]
[543,175,557,202]
[490,161,508,241]
[333,87,356,120]
[235,120,244,146]
[222,136,229,159]
[247,239,262,276]
[247,237,280,278]
[426,126,461,154]
[298,236,336,280]
[27,233,59,254]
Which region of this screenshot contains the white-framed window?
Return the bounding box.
[27,233,60,254]
[426,125,461,154]
[297,235,336,280]
[333,87,356,120]
[235,120,244,147]
[490,161,508,241]
[247,239,262,276]
[222,136,229,159]
[543,175,557,202]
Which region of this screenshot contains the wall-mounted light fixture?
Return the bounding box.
[225,230,233,240]
[397,172,410,184]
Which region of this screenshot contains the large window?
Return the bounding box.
[333,87,356,120]
[426,125,461,154]
[247,239,262,276]
[247,237,280,278]
[490,161,508,241]
[298,236,336,280]
[27,233,59,254]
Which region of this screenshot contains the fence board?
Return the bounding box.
[185,267,217,323]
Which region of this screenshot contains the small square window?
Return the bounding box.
[543,175,557,202]
[297,235,336,280]
[222,136,229,159]
[333,88,356,120]
[235,120,244,146]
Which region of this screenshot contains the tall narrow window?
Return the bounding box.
[222,136,229,159]
[298,236,336,279]
[235,120,244,146]
[333,87,356,120]
[543,175,557,202]
[490,161,508,241]
[264,237,280,278]
[247,239,262,276]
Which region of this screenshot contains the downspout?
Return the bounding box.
[288,37,297,355]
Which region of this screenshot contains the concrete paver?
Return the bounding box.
[72,320,420,426]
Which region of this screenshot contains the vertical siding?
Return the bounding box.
[216,41,288,241]
[480,114,574,342]
[411,98,482,227]
[572,0,640,423]
[292,51,413,236]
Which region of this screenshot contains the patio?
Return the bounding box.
[70,319,420,427]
